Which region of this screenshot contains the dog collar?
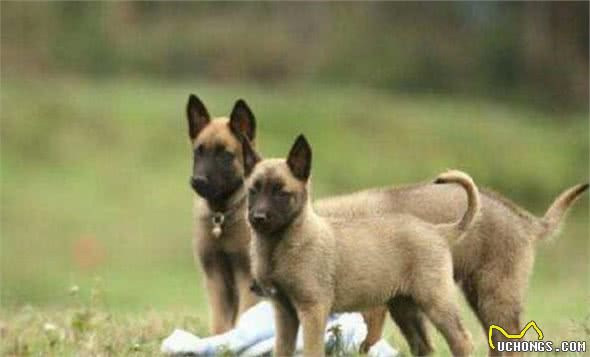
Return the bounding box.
[211,212,225,238]
[209,194,247,238]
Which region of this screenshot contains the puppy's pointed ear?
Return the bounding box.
[229,99,256,141]
[186,94,210,140]
[287,135,312,181]
[241,135,261,177]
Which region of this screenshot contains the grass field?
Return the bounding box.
[1,76,588,356]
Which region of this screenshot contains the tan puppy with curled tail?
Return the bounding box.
[243,135,479,357]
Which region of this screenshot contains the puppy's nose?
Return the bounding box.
[251,211,269,225]
[190,175,208,190]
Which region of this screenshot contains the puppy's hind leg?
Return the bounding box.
[360,306,388,354]
[463,274,525,357]
[462,245,534,357]
[388,295,434,356]
[415,282,472,357]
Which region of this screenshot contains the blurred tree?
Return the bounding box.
[1,1,587,113]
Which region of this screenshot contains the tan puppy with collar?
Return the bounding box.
[187,95,259,333]
[243,135,479,357]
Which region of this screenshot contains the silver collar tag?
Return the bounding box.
[211,212,225,238]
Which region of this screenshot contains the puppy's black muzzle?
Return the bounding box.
[248,211,276,234]
[190,176,219,200]
[250,211,269,226]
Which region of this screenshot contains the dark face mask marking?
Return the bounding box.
[247,175,305,235]
[190,143,243,204]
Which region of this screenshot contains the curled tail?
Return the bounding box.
[537,183,588,241]
[433,170,481,244]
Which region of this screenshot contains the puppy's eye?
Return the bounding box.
[250,181,262,196]
[195,145,205,155]
[219,150,234,162]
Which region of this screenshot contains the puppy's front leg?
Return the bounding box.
[198,250,236,334]
[232,253,260,317]
[273,299,299,356]
[299,304,329,357]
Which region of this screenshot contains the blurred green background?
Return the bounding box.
[1,2,588,355]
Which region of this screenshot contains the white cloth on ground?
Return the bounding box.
[161,301,398,356]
